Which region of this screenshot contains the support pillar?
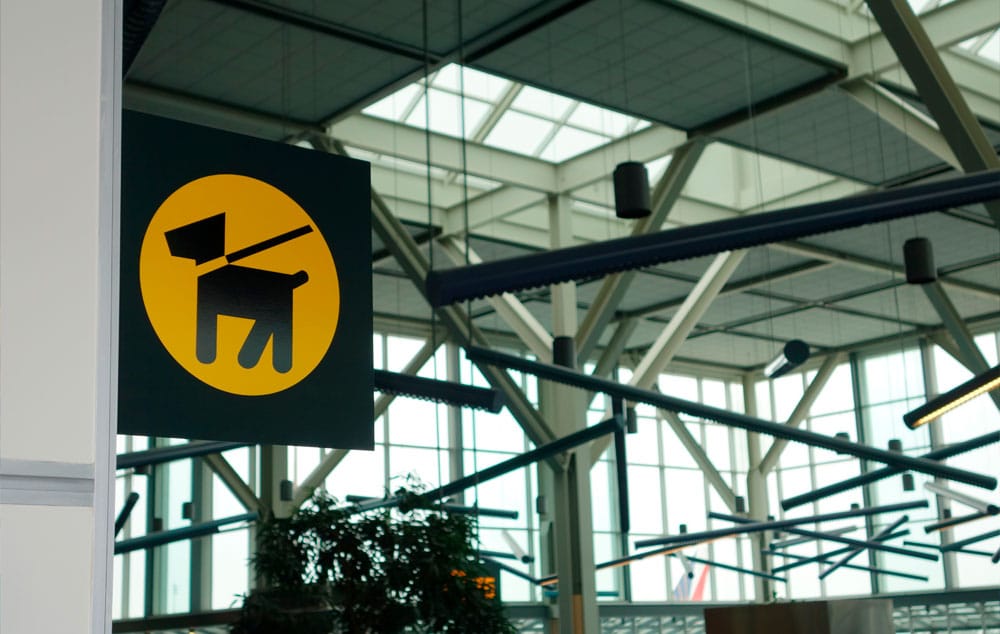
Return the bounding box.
[919,340,959,588]
[743,375,773,602]
[446,343,466,504]
[866,0,1000,228]
[0,1,120,632]
[190,459,214,611]
[546,194,598,634]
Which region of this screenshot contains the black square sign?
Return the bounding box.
[120,111,373,449]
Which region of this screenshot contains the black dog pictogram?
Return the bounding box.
[164,213,311,373]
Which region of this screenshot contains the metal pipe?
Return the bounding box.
[904,540,995,557]
[536,537,718,587]
[466,347,998,490]
[923,510,993,533]
[612,398,630,534]
[780,431,1000,510]
[924,481,1000,515]
[633,502,928,550]
[818,515,909,580]
[710,512,929,562]
[114,492,141,537]
[770,530,910,572]
[479,557,541,585]
[355,416,624,513]
[117,441,249,470]
[770,526,856,549]
[345,495,520,520]
[941,529,1000,552]
[681,553,786,583]
[426,170,1000,306]
[114,512,258,554]
[766,550,929,582]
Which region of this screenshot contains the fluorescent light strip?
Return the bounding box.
[924,481,1000,515]
[904,365,1000,429]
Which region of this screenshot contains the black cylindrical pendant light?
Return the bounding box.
[613,161,651,219]
[904,237,937,284]
[764,340,810,378]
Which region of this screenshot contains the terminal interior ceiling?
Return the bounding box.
[115,0,999,632]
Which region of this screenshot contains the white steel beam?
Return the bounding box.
[439,236,554,361]
[881,53,1000,124]
[328,115,557,192]
[759,353,844,475]
[629,251,747,389]
[442,186,547,236]
[661,410,738,513]
[671,0,856,63]
[575,139,707,362]
[549,194,578,338]
[868,0,1000,228]
[773,242,1000,302]
[921,282,1000,410]
[840,79,960,168]
[202,454,261,513]
[369,164,464,214]
[866,0,1000,229]
[851,0,1000,76]
[291,450,348,509]
[556,126,688,193]
[336,142,560,449]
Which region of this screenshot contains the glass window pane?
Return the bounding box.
[510,85,573,120]
[483,111,553,155]
[539,126,608,162]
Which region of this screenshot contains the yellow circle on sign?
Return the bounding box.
[139,174,340,396]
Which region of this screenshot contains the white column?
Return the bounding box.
[0,1,120,633]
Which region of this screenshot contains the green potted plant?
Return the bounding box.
[232,487,515,634]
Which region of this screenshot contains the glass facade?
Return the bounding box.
[113,328,1000,620]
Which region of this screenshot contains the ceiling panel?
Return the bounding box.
[730,307,902,348]
[696,293,799,328]
[798,212,1000,274]
[716,87,946,185]
[284,0,543,56]
[675,331,776,369]
[129,0,421,125]
[473,0,841,131]
[828,284,937,326]
[832,284,1000,326]
[760,264,895,302]
[373,272,432,316]
[949,262,1000,292]
[616,272,696,312]
[727,248,817,284]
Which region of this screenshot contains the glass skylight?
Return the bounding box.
[404,88,491,138]
[540,126,608,162]
[957,28,1000,65]
[484,110,554,155]
[362,63,651,164]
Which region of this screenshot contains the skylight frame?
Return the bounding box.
[362,63,653,165]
